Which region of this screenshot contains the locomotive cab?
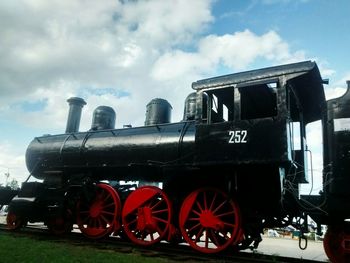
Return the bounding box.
[191,61,325,218]
[192,61,324,165]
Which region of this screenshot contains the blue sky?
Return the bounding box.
[211,0,350,77]
[0,0,349,192]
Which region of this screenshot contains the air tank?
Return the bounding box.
[91,106,116,130]
[144,98,172,126]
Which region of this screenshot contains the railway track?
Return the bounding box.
[0,223,324,263]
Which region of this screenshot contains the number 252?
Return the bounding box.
[228,130,247,144]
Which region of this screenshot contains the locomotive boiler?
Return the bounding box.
[3,60,350,262]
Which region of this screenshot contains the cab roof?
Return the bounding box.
[192,61,326,123]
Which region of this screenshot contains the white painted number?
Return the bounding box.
[228,130,247,144]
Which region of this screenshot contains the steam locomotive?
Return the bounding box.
[2,61,350,262]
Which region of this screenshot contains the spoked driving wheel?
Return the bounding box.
[77,183,121,239]
[324,224,350,263]
[179,188,241,253]
[122,186,172,246]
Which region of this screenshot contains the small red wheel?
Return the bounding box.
[324,225,350,263]
[77,183,121,239]
[6,211,25,230]
[179,188,241,254]
[122,186,172,246]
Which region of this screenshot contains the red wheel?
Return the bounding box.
[6,212,25,230]
[324,225,350,263]
[77,183,121,239]
[179,188,241,253]
[122,186,172,246]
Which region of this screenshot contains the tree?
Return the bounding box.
[7,179,19,190]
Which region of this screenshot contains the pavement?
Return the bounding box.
[256,236,328,262]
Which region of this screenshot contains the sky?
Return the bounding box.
[0,0,349,194]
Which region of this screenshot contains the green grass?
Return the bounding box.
[0,232,171,263]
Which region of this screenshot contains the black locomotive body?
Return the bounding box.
[26,121,196,180]
[3,61,350,261]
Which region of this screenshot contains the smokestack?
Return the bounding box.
[347,80,350,89]
[65,97,86,133]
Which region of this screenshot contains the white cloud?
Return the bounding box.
[117,0,213,45]
[0,142,26,186]
[338,73,350,87]
[0,0,213,101]
[0,0,213,131]
[314,60,336,78]
[323,72,350,100]
[7,80,78,132]
[325,87,347,100]
[152,30,306,81]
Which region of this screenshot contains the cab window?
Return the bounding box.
[206,88,234,123]
[204,81,278,123]
[239,82,278,120]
